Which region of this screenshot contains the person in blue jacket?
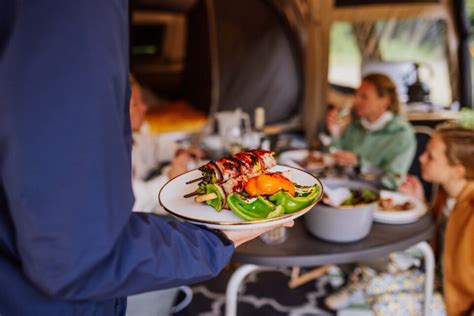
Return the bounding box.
[0,2,291,315]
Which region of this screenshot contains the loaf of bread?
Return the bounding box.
[145,100,208,134]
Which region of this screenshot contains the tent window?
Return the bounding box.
[329,22,362,88]
[376,18,451,106]
[328,19,451,107]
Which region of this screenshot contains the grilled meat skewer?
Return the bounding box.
[194,150,276,184]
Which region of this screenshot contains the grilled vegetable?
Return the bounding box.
[227,194,284,220]
[186,150,321,221]
[197,184,225,211]
[269,185,320,214]
[244,173,295,197]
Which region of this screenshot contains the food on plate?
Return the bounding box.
[195,150,276,184]
[244,173,295,196]
[268,185,319,213]
[185,150,321,220]
[145,101,207,134]
[337,188,379,206]
[227,185,320,221]
[378,198,415,211]
[299,152,325,169]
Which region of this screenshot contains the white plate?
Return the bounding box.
[159,165,323,230]
[278,150,334,171]
[373,190,427,224]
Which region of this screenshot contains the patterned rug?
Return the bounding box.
[175,266,337,316]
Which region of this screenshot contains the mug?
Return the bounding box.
[215,109,251,153]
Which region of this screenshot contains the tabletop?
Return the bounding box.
[406,110,459,122]
[232,214,435,267]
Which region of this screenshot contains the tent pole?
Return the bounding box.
[206,0,220,122]
[304,0,332,148]
[442,0,463,106]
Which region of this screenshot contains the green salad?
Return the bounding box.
[340,188,379,206]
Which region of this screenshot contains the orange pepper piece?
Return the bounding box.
[244,173,295,196]
[244,177,259,196]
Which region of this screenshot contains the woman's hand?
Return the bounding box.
[326,106,351,139]
[398,175,426,202]
[167,153,190,179]
[332,150,358,167]
[222,221,294,248]
[167,148,204,179]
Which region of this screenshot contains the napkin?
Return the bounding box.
[324,187,352,207]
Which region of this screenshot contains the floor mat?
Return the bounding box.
[175,266,336,316]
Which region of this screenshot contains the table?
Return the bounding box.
[226,215,435,316]
[406,110,459,122]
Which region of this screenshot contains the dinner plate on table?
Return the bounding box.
[278,149,335,172]
[373,190,427,224]
[159,165,324,230]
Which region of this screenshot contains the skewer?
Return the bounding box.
[186,177,204,185]
[195,193,217,203]
[186,150,276,186]
[183,191,200,198]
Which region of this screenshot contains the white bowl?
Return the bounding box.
[304,178,377,243]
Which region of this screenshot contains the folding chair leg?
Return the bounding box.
[288,265,331,289]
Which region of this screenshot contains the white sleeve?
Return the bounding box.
[132,175,169,213]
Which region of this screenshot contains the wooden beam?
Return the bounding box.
[332,3,448,22]
[132,11,185,25]
[303,0,332,146]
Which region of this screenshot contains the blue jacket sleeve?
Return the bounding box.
[0,0,233,301]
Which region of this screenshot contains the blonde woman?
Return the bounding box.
[326,73,416,188]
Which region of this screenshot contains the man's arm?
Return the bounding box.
[0,0,233,300]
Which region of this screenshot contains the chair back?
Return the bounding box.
[409,125,438,204]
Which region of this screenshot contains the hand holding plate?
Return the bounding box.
[222,220,294,247]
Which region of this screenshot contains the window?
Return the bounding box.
[329,22,361,88]
[328,18,452,107]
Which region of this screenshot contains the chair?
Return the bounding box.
[409,125,438,204]
[126,286,192,316]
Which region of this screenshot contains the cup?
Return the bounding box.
[215,109,251,153]
[259,227,288,245]
[243,131,262,149]
[337,103,352,125]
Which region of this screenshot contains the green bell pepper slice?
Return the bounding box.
[269,185,320,214]
[227,194,277,221]
[199,184,225,211]
[266,205,285,219]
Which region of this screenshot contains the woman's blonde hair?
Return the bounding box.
[362,73,400,114]
[437,125,474,180]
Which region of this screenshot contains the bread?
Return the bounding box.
[145,100,208,134]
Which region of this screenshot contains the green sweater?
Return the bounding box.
[335,115,416,187]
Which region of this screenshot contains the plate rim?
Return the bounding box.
[158,165,324,226]
[279,149,330,160]
[373,190,427,224]
[278,149,334,169]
